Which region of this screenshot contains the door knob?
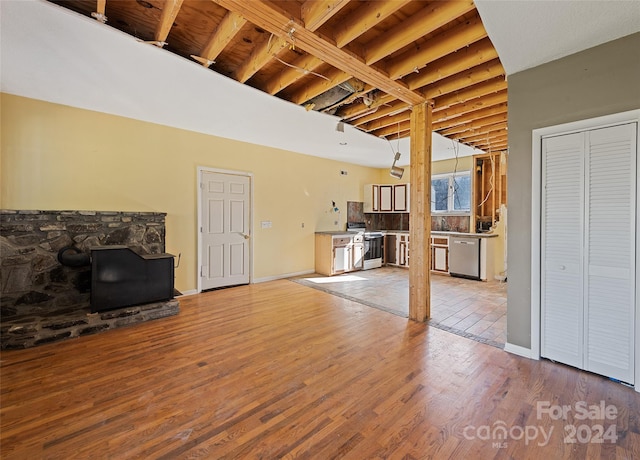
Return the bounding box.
[237,232,250,240]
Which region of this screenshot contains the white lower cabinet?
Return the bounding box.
[315,234,364,276]
[431,237,449,273]
[541,122,637,384]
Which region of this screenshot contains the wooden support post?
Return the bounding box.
[409,101,432,322]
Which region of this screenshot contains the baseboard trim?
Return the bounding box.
[178,289,198,297]
[504,342,534,359]
[253,270,315,284]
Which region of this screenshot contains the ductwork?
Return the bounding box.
[57,246,91,267]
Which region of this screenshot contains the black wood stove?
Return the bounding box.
[90,246,175,313]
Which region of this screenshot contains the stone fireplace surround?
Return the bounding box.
[0,210,179,349]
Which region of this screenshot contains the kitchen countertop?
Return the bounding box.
[381,230,499,238]
[315,230,498,238]
[432,231,498,238]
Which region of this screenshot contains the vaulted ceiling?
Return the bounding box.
[50,0,508,154]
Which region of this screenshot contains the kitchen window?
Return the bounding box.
[431,171,471,213]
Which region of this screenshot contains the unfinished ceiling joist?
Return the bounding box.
[211,0,425,105]
[56,0,509,153]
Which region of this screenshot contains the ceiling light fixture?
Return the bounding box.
[389,122,404,179]
[390,152,404,179]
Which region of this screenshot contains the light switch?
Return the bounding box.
[261,221,272,229]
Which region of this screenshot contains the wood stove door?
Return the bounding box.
[200,170,251,290]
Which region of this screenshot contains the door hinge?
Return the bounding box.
[200,226,203,233]
[200,266,203,277]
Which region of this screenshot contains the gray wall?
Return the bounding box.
[507,32,640,348]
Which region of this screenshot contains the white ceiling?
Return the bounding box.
[476,0,640,75]
[4,1,638,169]
[0,0,479,169]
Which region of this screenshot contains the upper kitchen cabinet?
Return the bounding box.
[364,184,410,213]
[472,152,507,232]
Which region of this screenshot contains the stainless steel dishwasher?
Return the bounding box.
[449,235,481,280]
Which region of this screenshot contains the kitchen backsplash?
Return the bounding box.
[431,215,470,232]
[364,213,409,231]
[348,201,470,232]
[346,201,364,223]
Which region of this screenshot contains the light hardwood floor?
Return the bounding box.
[1,280,639,459]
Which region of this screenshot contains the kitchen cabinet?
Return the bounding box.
[431,236,449,273]
[398,234,410,267]
[364,184,410,213]
[379,185,393,211]
[364,184,379,212]
[383,232,497,279]
[394,184,408,212]
[384,232,409,268]
[315,233,364,276]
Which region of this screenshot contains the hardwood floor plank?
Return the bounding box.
[1,280,639,459]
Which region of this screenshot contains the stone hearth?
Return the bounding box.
[1,210,179,349]
[1,299,179,349]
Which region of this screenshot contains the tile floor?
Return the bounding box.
[291,266,507,348]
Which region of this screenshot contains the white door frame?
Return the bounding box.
[530,109,640,391]
[197,166,254,293]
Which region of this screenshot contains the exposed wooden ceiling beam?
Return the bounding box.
[197,11,247,66]
[386,14,487,80]
[338,93,397,120]
[422,59,504,100]
[359,101,418,130]
[373,120,411,138]
[234,35,288,83]
[433,90,508,122]
[434,77,507,110]
[212,0,425,105]
[474,141,508,152]
[259,1,403,97]
[301,0,350,32]
[333,0,411,48]
[354,100,410,127]
[404,38,499,91]
[432,103,508,131]
[458,127,507,143]
[438,112,508,136]
[260,55,323,95]
[155,0,184,46]
[364,0,475,65]
[373,101,509,139]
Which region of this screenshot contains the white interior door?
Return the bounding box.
[541,132,585,369]
[584,124,636,383]
[541,123,637,384]
[200,171,250,290]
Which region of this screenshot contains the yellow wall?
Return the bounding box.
[1,93,380,291]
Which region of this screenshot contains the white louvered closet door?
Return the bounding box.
[541,132,585,369]
[585,124,636,383]
[541,122,637,384]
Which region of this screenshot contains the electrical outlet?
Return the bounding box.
[301,223,304,228]
[340,170,348,175]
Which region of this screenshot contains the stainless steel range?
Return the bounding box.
[347,222,383,270]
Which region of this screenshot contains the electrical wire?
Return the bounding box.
[267,32,330,82]
[272,56,330,81]
[477,151,495,209]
